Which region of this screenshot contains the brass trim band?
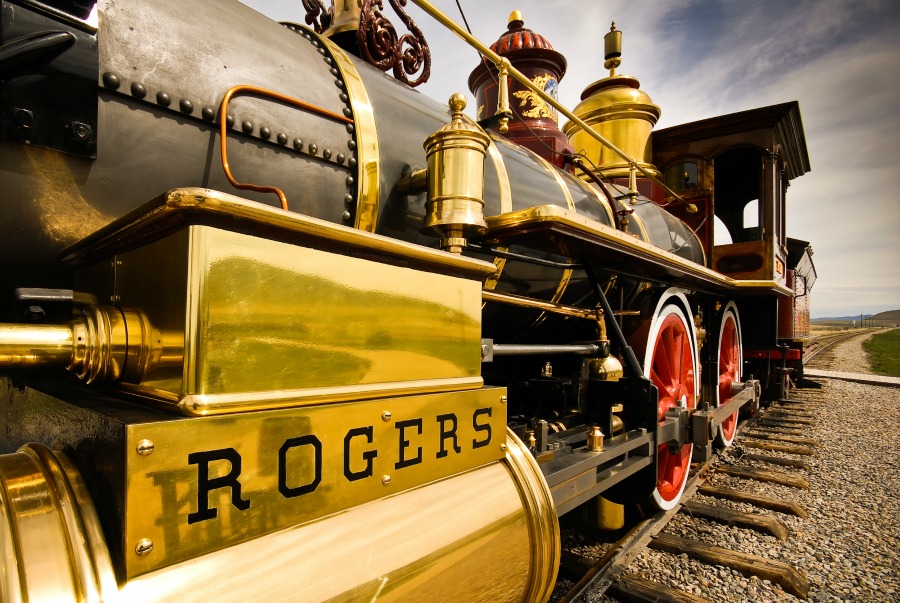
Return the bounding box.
[323,38,382,232]
[176,376,485,416]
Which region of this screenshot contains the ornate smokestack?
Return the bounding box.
[468,11,573,168]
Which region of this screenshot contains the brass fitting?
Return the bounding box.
[586,426,604,452]
[588,355,623,382]
[422,93,490,254]
[603,22,622,76]
[0,306,180,384]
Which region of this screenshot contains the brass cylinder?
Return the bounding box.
[0,443,118,603]
[0,324,73,366]
[596,497,625,531]
[422,94,490,252]
[586,426,605,451]
[323,0,362,37]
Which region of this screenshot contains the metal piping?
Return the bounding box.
[218,85,354,211]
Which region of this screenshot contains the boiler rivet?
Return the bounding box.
[102,72,120,89]
[345,176,354,187]
[242,120,254,134]
[381,411,392,422]
[336,153,345,164]
[179,99,193,114]
[341,211,352,222]
[201,106,215,121]
[344,193,353,206]
[226,114,235,128]
[136,439,155,456]
[323,148,332,159]
[308,143,318,155]
[293,138,303,150]
[260,127,271,140]
[135,538,154,557]
[347,140,357,151]
[156,91,171,107]
[130,82,146,98]
[348,157,357,168]
[339,93,349,103]
[382,475,392,485]
[277,132,287,145]
[342,107,352,118]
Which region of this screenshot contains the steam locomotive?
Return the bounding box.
[0,0,815,600]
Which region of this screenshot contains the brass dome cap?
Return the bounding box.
[563,75,661,178]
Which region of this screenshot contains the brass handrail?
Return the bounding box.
[218,84,354,211]
[408,0,687,205]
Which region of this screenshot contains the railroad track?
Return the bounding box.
[550,364,833,601]
[803,328,878,365]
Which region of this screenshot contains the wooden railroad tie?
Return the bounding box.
[609,573,714,603]
[680,500,789,540]
[750,425,806,436]
[697,485,807,518]
[770,411,815,419]
[756,420,810,430]
[745,431,819,447]
[737,453,810,470]
[761,415,814,425]
[649,533,809,599]
[740,440,816,456]
[716,465,809,489]
[777,398,809,405]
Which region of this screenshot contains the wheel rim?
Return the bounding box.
[646,306,696,508]
[716,308,741,446]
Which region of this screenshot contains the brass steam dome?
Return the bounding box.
[563,22,661,179]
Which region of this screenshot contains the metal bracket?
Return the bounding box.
[690,379,759,449]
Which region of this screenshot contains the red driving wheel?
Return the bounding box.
[715,304,743,447]
[645,304,697,510]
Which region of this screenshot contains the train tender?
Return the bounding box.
[0,0,815,600]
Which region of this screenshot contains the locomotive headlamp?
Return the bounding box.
[422,93,491,253]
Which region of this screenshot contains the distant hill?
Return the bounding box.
[813,309,900,326]
[872,309,900,324]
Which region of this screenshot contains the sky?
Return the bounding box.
[238,0,900,318]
